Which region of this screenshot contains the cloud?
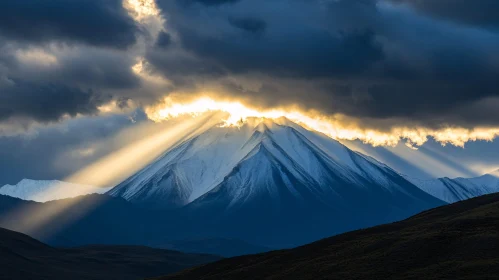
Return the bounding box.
[184,0,240,6]
[148,0,499,130]
[156,31,173,49]
[0,0,162,129]
[0,113,143,185]
[0,80,109,122]
[386,0,499,29]
[228,16,267,34]
[0,0,139,49]
[0,41,143,126]
[1,0,499,148]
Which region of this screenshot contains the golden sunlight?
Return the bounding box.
[123,0,160,22]
[0,114,222,237]
[65,114,219,188]
[146,95,499,148]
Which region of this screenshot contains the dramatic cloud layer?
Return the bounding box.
[1,0,499,184]
[0,81,105,121]
[387,0,499,29]
[0,0,139,48]
[1,0,497,129]
[149,0,499,130]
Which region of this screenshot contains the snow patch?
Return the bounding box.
[0,179,110,202]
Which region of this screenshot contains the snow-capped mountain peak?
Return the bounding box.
[108,118,442,213]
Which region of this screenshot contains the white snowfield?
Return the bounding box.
[0,179,111,202]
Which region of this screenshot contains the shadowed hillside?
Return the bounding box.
[155,193,499,280]
[0,227,220,280]
[0,194,275,257]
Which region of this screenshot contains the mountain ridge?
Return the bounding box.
[153,192,499,280]
[405,171,499,203]
[0,179,110,202]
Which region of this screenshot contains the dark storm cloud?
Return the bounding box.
[0,80,109,122]
[154,0,385,77]
[0,113,144,185]
[228,17,267,34]
[156,31,172,49]
[329,81,499,123]
[0,40,142,125]
[387,0,499,29]
[0,0,138,49]
[1,0,499,134]
[178,29,384,77]
[183,0,240,6]
[150,0,499,128]
[41,48,140,90]
[0,0,144,127]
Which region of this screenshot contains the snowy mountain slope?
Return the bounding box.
[406,171,499,203]
[0,179,111,202]
[109,118,440,208]
[180,121,443,246]
[108,118,444,247]
[108,122,264,208]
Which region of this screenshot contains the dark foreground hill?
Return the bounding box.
[155,193,499,280]
[0,227,220,280]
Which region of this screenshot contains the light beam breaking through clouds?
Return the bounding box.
[146,95,499,148]
[0,113,221,238]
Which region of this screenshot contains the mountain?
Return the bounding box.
[154,193,499,280]
[406,170,499,203]
[0,179,110,202]
[0,119,448,253]
[108,118,445,247]
[0,226,220,280]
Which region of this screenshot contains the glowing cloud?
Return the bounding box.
[15,48,58,67]
[123,0,160,22]
[131,58,171,86]
[146,95,499,148]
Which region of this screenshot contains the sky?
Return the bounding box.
[1,0,499,185]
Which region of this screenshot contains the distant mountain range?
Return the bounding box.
[405,171,499,203]
[0,179,110,202]
[154,193,499,280]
